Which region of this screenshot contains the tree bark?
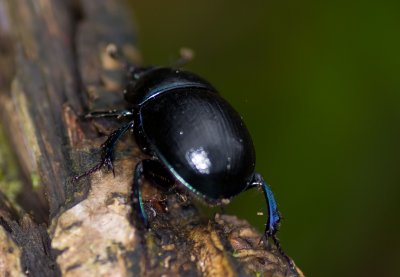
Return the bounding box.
[0,0,303,276]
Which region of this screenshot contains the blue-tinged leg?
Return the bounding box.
[131,160,148,227]
[248,173,281,239]
[250,173,298,276]
[73,121,134,181]
[131,159,175,228]
[254,173,281,238]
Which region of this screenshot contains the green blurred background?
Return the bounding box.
[130,1,400,276]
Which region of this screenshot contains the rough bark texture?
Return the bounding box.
[0,0,304,276]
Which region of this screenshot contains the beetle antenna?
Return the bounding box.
[106,43,120,60]
[106,44,130,67]
[106,43,153,80]
[173,47,195,68]
[106,43,138,75]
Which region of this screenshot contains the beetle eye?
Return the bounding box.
[186,147,212,174]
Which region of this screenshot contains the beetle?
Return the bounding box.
[74,47,296,273]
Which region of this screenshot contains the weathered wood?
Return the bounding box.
[0,0,303,276]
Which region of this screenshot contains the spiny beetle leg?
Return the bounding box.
[249,174,299,276]
[73,121,134,182]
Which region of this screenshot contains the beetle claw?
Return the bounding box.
[258,231,269,246]
[104,157,115,177]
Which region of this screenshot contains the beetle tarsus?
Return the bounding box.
[104,157,115,177]
[73,162,105,182]
[72,155,114,183]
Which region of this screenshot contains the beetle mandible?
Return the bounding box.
[75,46,295,272]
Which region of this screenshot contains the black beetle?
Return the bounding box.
[75,47,296,273]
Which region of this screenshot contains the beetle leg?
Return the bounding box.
[252,173,281,239]
[73,121,134,181]
[131,159,175,228]
[84,109,133,119]
[250,173,299,276]
[131,160,148,227]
